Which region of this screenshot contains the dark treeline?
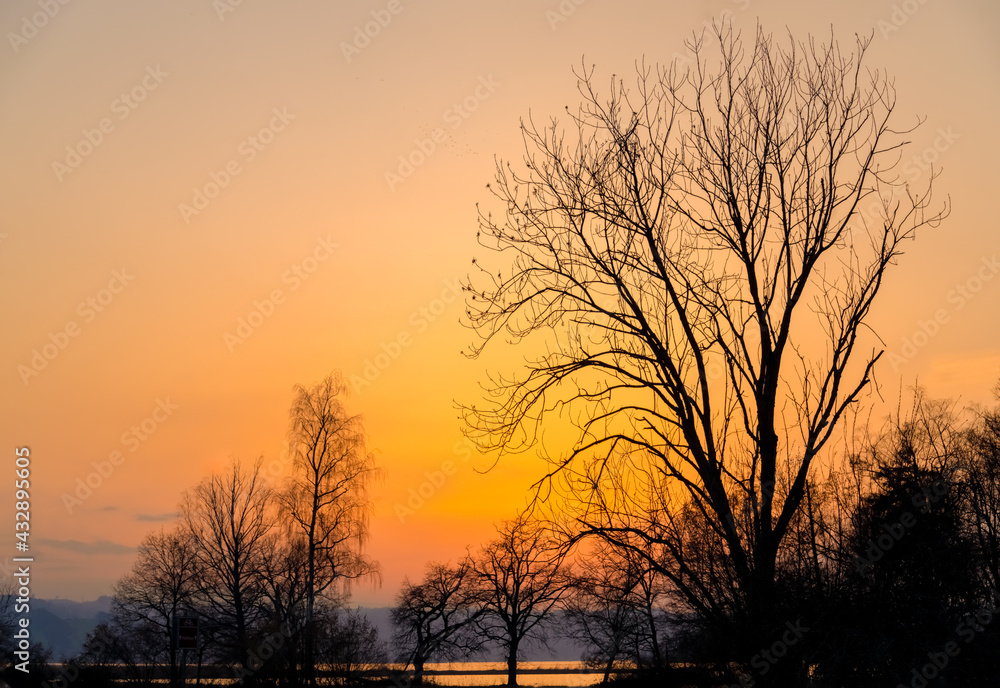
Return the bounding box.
[0,372,387,688]
[387,387,1000,688]
[3,383,1000,688]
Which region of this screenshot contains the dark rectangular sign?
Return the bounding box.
[174,616,198,650]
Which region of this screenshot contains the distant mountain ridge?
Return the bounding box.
[20,597,114,659]
[35,596,114,619]
[9,598,583,662]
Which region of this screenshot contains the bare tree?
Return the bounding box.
[462,21,946,680]
[284,372,382,684]
[472,516,573,687]
[112,525,200,688]
[77,620,158,687]
[258,523,311,687]
[564,539,669,685]
[391,557,485,685]
[182,457,274,679]
[315,609,388,684]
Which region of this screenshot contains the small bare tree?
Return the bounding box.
[564,539,669,685]
[112,525,200,688]
[78,621,157,686]
[472,516,574,687]
[391,558,485,685]
[463,21,947,681]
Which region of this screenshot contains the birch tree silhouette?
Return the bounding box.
[284,372,381,685]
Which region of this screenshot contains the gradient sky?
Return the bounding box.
[1,0,998,605]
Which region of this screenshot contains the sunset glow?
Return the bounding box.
[2,0,999,614]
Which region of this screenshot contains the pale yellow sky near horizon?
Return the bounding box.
[1,0,999,606]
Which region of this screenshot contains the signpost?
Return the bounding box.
[173,615,198,687]
[175,616,198,649]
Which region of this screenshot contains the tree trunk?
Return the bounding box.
[413,657,425,686]
[168,630,178,688]
[646,606,663,673]
[506,637,519,687]
[305,477,319,688]
[236,601,256,688]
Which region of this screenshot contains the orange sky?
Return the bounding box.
[1,0,999,605]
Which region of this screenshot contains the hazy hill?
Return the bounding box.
[358,607,585,662]
[14,598,584,662]
[29,597,114,659]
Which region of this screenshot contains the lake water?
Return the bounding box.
[101,660,605,686]
[405,661,599,687]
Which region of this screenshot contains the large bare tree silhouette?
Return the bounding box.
[463,21,947,683]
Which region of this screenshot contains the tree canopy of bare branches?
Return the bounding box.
[182,457,274,676]
[563,539,669,685]
[284,372,382,685]
[112,526,200,688]
[463,20,947,678]
[391,558,484,685]
[472,516,573,687]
